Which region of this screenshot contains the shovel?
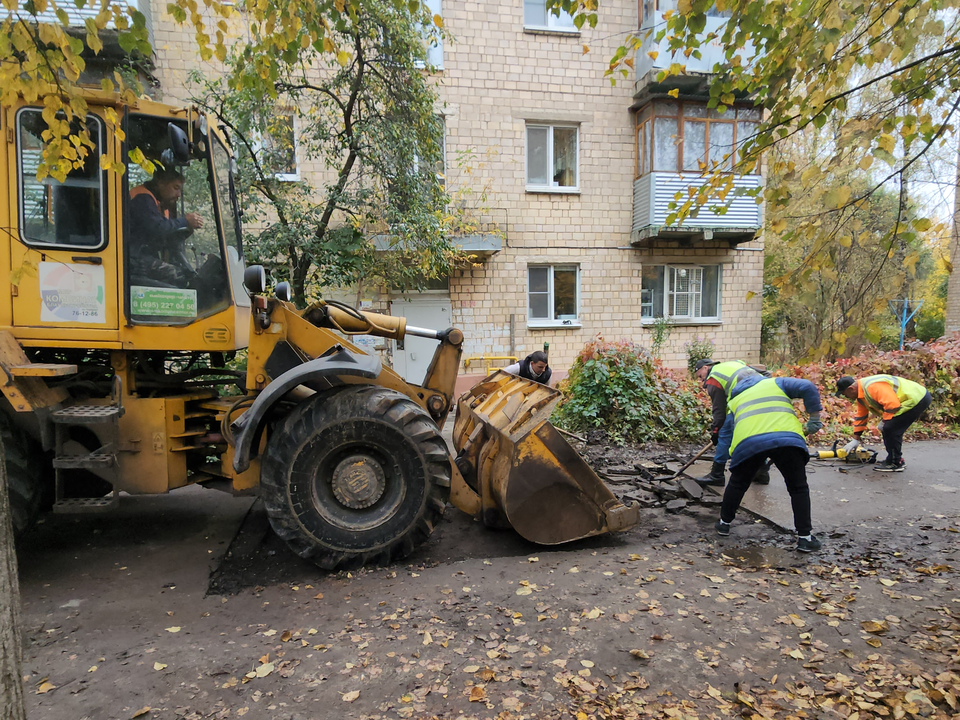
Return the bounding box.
[665,442,714,482]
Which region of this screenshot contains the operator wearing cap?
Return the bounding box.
[694,359,773,487]
[835,375,931,472]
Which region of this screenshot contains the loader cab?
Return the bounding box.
[6,98,250,352]
[123,114,247,327]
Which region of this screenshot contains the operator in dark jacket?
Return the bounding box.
[713,372,824,552]
[694,359,772,487]
[504,351,552,385]
[129,169,204,286]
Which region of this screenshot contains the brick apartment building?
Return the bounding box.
[147,0,766,382]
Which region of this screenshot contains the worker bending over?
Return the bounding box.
[835,375,931,472]
[504,351,552,386]
[714,371,824,552]
[694,359,772,487]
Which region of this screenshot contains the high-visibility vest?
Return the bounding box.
[860,375,927,417]
[728,378,803,456]
[708,360,759,398]
[130,185,171,219]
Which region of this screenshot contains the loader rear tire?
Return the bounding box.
[1,416,43,539]
[260,385,450,571]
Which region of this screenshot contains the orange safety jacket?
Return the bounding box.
[129,185,172,219]
[852,375,926,433]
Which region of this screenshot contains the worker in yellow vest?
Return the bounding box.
[835,375,932,473]
[714,371,824,552]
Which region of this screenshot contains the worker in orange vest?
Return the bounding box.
[836,375,932,472]
[129,168,204,287]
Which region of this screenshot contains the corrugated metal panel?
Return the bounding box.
[651,172,761,228]
[633,175,652,230]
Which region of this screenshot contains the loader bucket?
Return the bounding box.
[451,371,640,544]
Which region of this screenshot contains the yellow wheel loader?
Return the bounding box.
[0,92,638,569]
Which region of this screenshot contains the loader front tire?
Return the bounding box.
[260,385,450,571]
[1,415,43,539]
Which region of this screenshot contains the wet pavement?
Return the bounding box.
[687,439,960,533]
[14,438,960,720]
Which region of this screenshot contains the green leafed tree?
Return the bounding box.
[190,0,461,303]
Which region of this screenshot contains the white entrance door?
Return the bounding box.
[391,296,452,385]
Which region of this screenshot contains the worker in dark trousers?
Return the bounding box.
[836,375,932,472]
[694,359,772,487]
[713,371,824,552]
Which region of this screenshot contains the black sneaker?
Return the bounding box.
[874,459,905,473]
[715,520,731,536]
[797,535,822,553]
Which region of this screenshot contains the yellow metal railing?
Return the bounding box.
[463,355,518,375]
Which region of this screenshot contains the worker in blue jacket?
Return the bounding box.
[714,373,824,552]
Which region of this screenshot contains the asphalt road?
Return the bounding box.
[15,438,960,720]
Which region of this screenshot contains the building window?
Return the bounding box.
[413,116,446,188]
[416,0,443,69]
[528,265,580,325]
[635,102,760,177]
[526,124,579,192]
[256,113,299,181]
[17,109,106,250]
[523,0,576,31]
[641,264,721,321]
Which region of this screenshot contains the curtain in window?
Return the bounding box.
[553,128,577,187]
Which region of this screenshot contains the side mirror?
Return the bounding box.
[275,282,292,303]
[243,265,266,295]
[160,123,191,166]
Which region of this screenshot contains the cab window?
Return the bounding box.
[17,110,105,250]
[125,115,231,324]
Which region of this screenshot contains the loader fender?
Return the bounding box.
[232,347,381,473]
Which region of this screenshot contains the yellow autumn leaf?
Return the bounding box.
[469,686,486,702]
[745,291,756,301]
[580,659,594,667]
[879,578,898,587]
[342,690,360,702]
[463,665,480,673]
[865,637,882,647]
[433,13,442,27]
[789,649,804,659]
[423,631,432,645]
[647,50,659,60]
[336,50,351,66]
[668,88,680,98]
[256,662,274,678]
[861,620,889,633]
[37,681,57,694]
[154,662,167,671]
[878,133,895,153]
[280,630,292,642]
[771,218,787,233]
[585,607,602,619]
[131,708,151,719]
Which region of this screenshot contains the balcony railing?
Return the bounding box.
[634,16,755,98]
[632,172,761,245]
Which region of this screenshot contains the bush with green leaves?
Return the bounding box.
[683,335,716,375]
[552,339,709,444]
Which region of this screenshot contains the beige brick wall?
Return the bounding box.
[436,0,763,371]
[145,0,764,372]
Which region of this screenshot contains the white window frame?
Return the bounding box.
[524,0,578,32]
[415,0,443,70]
[525,123,580,193]
[527,264,581,328]
[253,112,300,182]
[641,264,722,323]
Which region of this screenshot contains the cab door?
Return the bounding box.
[9,106,119,332]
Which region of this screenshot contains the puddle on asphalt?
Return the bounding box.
[722,545,794,569]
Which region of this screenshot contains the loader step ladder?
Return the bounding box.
[51,389,124,514]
